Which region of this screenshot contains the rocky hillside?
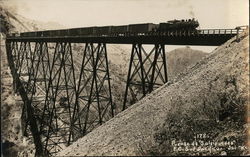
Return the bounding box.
[58,30,249,156]
[0,3,65,34]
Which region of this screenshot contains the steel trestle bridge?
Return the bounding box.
[5,27,243,156]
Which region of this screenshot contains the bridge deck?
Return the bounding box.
[6,29,242,46]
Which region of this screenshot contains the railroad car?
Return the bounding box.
[62,29,70,36]
[110,25,129,36]
[23,32,30,37]
[68,28,81,36]
[129,23,157,34]
[95,26,112,36]
[20,32,28,37]
[26,32,37,37]
[42,30,52,37]
[18,18,200,37]
[50,30,59,37]
[79,27,97,36]
[36,31,43,37]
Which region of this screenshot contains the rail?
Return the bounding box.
[7,28,246,39]
[198,29,244,35]
[6,28,247,46]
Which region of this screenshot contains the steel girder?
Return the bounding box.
[123,43,168,110]
[73,43,114,136]
[6,41,45,156]
[6,41,114,156]
[6,39,167,155]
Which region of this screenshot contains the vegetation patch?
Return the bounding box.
[149,75,248,156]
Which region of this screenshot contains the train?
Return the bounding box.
[17,18,199,37]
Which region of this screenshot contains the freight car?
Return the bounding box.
[128,23,157,35]
[18,18,200,37]
[110,25,129,36]
[81,27,97,36]
[68,28,80,36]
[95,26,112,36]
[42,30,52,37]
[20,31,37,37]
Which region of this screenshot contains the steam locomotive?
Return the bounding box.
[19,18,199,37]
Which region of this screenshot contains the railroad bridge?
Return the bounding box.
[5,27,243,156]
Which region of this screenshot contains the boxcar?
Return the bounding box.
[68,28,81,36]
[49,30,58,37]
[128,23,157,33]
[20,32,27,37]
[79,27,97,36]
[59,29,70,36]
[95,26,112,35]
[36,31,43,37]
[111,25,129,34]
[42,31,52,37]
[27,32,37,37]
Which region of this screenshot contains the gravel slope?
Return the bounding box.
[58,30,249,156]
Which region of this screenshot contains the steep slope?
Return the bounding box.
[58,30,249,156]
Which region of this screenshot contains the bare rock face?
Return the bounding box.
[58,30,249,156]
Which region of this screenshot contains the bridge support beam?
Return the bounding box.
[6,41,114,155]
[73,43,114,137]
[6,41,45,156]
[38,42,78,155]
[123,43,168,110]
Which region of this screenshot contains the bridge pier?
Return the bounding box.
[6,40,114,155]
[6,39,167,155]
[123,43,168,110]
[6,41,45,156]
[73,43,113,137]
[37,42,78,155]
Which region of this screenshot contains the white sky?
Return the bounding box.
[1,0,249,52]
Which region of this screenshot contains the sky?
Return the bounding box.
[1,0,249,52]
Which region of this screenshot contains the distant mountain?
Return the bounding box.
[107,46,208,113]
[167,47,208,80]
[0,4,65,34]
